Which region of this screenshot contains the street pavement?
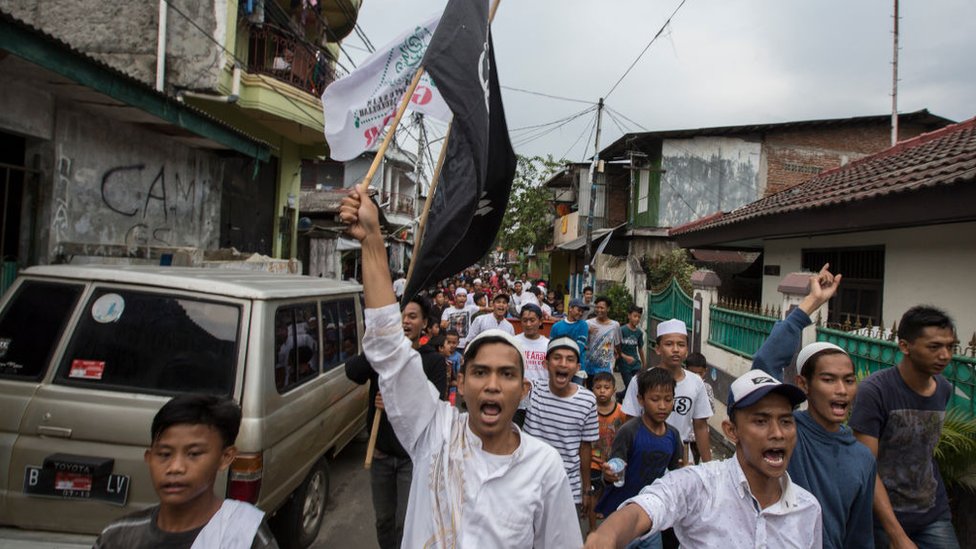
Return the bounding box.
[313,438,379,549]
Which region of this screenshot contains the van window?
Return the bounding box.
[54,289,241,396]
[275,303,320,392]
[320,297,358,372]
[0,281,83,380]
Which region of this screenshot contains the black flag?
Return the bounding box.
[401,0,517,305]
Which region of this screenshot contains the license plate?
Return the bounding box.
[24,466,129,506]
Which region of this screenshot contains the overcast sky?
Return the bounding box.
[348,0,975,162]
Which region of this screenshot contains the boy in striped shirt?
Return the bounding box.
[524,337,600,520]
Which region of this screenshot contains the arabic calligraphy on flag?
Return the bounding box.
[322,16,452,161]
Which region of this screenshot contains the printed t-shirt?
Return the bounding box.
[616,324,644,373]
[441,304,480,349]
[585,319,621,375]
[622,368,712,442]
[592,402,629,471]
[514,333,550,385]
[849,366,953,534]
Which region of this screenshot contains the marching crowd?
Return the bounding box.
[92,185,961,549]
[340,187,962,549]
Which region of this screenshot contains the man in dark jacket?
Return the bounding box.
[345,295,447,549]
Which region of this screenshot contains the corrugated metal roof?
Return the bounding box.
[601,109,953,160]
[0,8,272,157]
[671,117,976,236]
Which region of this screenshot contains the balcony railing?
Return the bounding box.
[247,24,336,97]
[379,192,415,216]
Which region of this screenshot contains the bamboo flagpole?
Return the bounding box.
[362,0,503,470]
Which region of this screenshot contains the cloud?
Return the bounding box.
[352,0,976,159]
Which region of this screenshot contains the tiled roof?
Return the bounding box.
[670,116,976,236]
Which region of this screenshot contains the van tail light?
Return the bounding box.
[228,453,263,504]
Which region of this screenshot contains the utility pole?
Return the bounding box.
[582,97,605,286]
[891,0,899,146]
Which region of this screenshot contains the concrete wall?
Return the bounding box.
[0,0,226,93]
[659,136,762,227]
[761,222,976,335]
[48,103,223,261]
[0,72,54,140]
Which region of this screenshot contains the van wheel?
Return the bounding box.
[271,458,330,549]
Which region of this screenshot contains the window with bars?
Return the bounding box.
[802,246,885,328]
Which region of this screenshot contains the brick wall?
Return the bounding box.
[607,177,630,226]
[762,122,935,196]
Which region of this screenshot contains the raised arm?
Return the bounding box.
[339,184,394,309]
[752,264,842,380]
[341,185,443,455]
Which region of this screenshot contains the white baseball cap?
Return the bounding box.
[796,342,848,375]
[656,318,687,339]
[727,370,806,413]
[455,287,468,296]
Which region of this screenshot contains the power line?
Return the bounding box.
[607,106,649,132]
[604,108,629,136]
[500,85,594,105]
[558,109,598,162]
[604,0,690,99]
[511,108,596,148]
[509,105,596,133]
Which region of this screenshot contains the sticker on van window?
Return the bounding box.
[91,293,125,323]
[0,337,10,359]
[69,359,106,380]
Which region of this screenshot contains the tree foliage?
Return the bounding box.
[642,248,695,293]
[497,155,560,254]
[604,282,636,324]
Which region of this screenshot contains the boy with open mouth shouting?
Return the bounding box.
[584,370,822,548]
[340,186,582,548]
[523,337,600,528]
[752,264,876,549]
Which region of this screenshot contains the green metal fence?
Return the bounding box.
[707,306,778,359]
[817,326,975,418]
[648,278,693,325]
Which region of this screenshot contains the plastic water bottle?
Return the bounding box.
[607,457,626,488]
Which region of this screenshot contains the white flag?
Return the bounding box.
[322,16,452,162]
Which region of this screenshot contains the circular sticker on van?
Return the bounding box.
[91,293,125,323]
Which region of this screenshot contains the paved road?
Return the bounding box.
[313,438,379,549]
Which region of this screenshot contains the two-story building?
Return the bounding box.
[547,111,953,299]
[0,0,361,269]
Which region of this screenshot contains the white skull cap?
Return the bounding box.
[656,318,687,338]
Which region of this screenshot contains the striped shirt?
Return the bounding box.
[523,380,600,502]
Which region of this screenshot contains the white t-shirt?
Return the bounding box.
[364,304,583,549]
[622,367,712,442]
[514,333,550,385]
[441,304,481,349]
[467,314,515,343]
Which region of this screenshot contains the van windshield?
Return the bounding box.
[55,288,241,396]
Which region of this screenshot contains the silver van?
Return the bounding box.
[0,265,368,548]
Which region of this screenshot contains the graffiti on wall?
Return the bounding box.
[53,149,215,255]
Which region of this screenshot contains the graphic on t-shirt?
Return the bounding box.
[674,396,692,415]
[587,324,618,372]
[880,409,945,511]
[447,311,470,338]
